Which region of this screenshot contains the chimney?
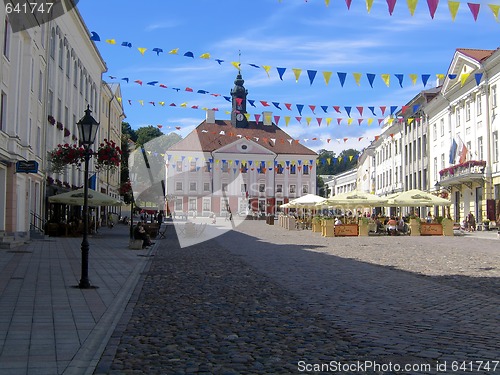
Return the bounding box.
[206,109,215,124]
[262,111,273,126]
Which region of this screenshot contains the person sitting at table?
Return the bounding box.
[334,217,342,225]
[387,216,398,235]
[134,222,154,248]
[375,216,384,233]
[397,217,407,234]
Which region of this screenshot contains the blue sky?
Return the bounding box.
[76,0,499,154]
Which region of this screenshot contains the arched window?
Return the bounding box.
[65,50,70,76]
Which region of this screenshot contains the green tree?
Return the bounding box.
[135,125,163,146]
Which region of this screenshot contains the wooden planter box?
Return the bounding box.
[312,221,322,233]
[358,222,369,236]
[420,223,443,236]
[334,224,358,237]
[322,220,335,237]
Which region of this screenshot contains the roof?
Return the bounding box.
[456,48,497,63]
[168,119,317,156]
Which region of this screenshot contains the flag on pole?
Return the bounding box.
[458,137,468,164]
[449,138,457,164]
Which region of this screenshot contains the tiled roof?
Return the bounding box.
[456,48,497,63]
[168,119,317,156]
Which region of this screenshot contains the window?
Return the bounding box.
[440,119,444,136]
[222,183,228,192]
[203,182,210,192]
[276,163,284,174]
[422,135,427,157]
[175,182,183,191]
[465,101,471,121]
[58,40,63,68]
[240,162,247,173]
[204,161,211,173]
[456,109,461,127]
[3,17,11,59]
[176,161,182,172]
[190,161,196,172]
[477,93,482,115]
[0,92,6,131]
[434,157,438,180]
[433,123,437,139]
[174,198,183,211]
[202,198,211,211]
[221,161,229,173]
[492,85,497,108]
[302,185,308,194]
[276,184,283,193]
[241,184,247,193]
[493,132,499,163]
[65,50,70,77]
[73,61,78,86]
[289,184,296,194]
[49,28,55,58]
[478,137,483,160]
[303,165,309,175]
[441,154,445,169]
[188,198,197,211]
[189,182,197,191]
[417,138,421,159]
[258,161,265,174]
[38,71,43,102]
[259,183,265,193]
[290,164,296,174]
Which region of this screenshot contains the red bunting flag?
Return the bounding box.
[285,103,292,110]
[260,101,270,107]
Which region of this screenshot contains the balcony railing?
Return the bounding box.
[438,160,486,183]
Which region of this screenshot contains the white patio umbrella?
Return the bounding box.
[48,188,123,206]
[321,190,387,208]
[288,193,327,208]
[388,189,450,207]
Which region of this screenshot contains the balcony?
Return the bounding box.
[438,160,486,188]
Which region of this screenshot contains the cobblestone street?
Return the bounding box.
[98,221,500,374]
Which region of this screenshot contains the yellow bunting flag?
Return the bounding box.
[349,155,354,161]
[159,101,165,106]
[245,113,251,120]
[436,73,445,82]
[409,73,418,85]
[353,72,362,86]
[366,0,374,12]
[326,118,332,126]
[139,100,144,106]
[381,74,391,87]
[231,62,241,70]
[264,113,272,124]
[347,118,353,126]
[407,0,418,15]
[116,97,122,103]
[306,117,312,126]
[408,118,414,125]
[262,65,272,77]
[323,71,332,85]
[200,53,210,59]
[169,48,179,54]
[388,118,394,124]
[325,0,330,6]
[448,0,460,20]
[285,116,291,126]
[367,118,374,126]
[489,4,500,21]
[460,73,470,86]
[292,68,302,83]
[105,39,116,44]
[138,47,147,55]
[327,158,331,165]
[180,102,187,107]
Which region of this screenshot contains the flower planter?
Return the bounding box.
[358,221,369,236]
[334,224,358,237]
[409,219,420,236]
[312,221,322,233]
[420,223,443,236]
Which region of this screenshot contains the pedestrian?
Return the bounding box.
[157,211,163,224]
[467,212,476,232]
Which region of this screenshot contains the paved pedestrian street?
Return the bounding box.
[99,221,500,375]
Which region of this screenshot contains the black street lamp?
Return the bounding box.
[76,105,100,289]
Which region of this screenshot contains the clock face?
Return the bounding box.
[236,113,244,121]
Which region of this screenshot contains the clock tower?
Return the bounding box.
[230,72,248,128]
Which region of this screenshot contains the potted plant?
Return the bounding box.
[409,214,421,236]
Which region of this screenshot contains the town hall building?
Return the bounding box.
[165,73,318,217]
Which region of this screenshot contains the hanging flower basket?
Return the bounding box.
[56,122,64,131]
[95,139,122,171]
[47,143,86,173]
[64,128,71,137]
[48,115,56,125]
[47,139,122,174]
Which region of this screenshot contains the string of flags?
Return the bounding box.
[108,73,483,115]
[91,32,487,88]
[278,0,500,21]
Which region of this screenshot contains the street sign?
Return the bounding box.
[16,160,39,173]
